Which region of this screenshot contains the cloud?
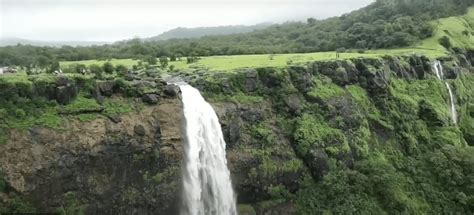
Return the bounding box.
[0,0,374,41]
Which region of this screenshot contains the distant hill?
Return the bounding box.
[0,37,110,47]
[146,23,272,41]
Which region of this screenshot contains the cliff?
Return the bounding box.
[0,50,473,214]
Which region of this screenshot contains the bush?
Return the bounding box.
[15,109,26,118]
[439,36,452,50]
[102,62,114,74]
[115,64,127,73]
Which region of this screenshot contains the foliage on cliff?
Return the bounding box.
[197,52,474,214]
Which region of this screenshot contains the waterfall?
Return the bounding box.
[179,84,237,215]
[433,61,458,124]
[445,83,458,124]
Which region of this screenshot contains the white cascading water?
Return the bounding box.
[433,61,458,124]
[179,84,237,215]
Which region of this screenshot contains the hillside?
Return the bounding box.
[0,37,110,47]
[146,24,271,41]
[59,6,474,72]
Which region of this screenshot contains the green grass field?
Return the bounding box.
[60,7,474,72]
[416,7,474,51]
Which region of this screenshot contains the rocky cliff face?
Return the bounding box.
[1,100,183,214]
[191,51,474,214]
[0,51,473,214]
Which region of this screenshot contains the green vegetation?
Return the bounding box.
[55,193,86,215]
[417,6,474,51]
[237,204,257,215]
[0,73,139,144]
[2,2,473,73]
[308,75,346,100]
[0,195,37,213]
[294,114,350,157]
[193,52,474,214]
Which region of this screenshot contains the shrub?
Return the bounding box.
[439,36,452,50]
[89,64,103,78]
[102,62,114,74]
[15,109,26,118]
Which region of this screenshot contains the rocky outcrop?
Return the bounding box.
[0,98,183,214]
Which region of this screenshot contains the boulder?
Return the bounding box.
[106,114,122,123]
[142,94,159,105]
[285,95,301,115]
[244,69,259,92]
[313,61,354,86]
[223,119,241,149]
[288,66,313,93]
[164,85,181,98]
[54,85,77,105]
[306,149,330,180]
[55,75,69,87]
[97,81,116,97]
[443,66,460,79]
[134,124,146,136]
[240,108,263,123]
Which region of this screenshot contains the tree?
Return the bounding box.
[102,62,114,74]
[49,61,60,73]
[307,18,317,25]
[159,56,169,68]
[170,55,177,62]
[145,56,157,65]
[186,56,199,64]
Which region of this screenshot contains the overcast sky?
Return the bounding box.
[1,0,374,42]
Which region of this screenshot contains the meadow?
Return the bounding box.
[60,48,446,72]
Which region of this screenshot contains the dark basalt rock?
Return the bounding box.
[306,149,330,180]
[164,84,181,98]
[96,81,116,97]
[285,95,302,115]
[54,85,77,105]
[355,60,391,94]
[223,119,241,149]
[142,94,159,104]
[55,75,69,87]
[443,66,460,79]
[240,108,263,123]
[244,69,259,92]
[288,66,313,93]
[105,114,122,123]
[312,60,359,86]
[134,124,146,136]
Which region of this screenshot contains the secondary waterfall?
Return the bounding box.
[179,84,237,215]
[433,61,458,124]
